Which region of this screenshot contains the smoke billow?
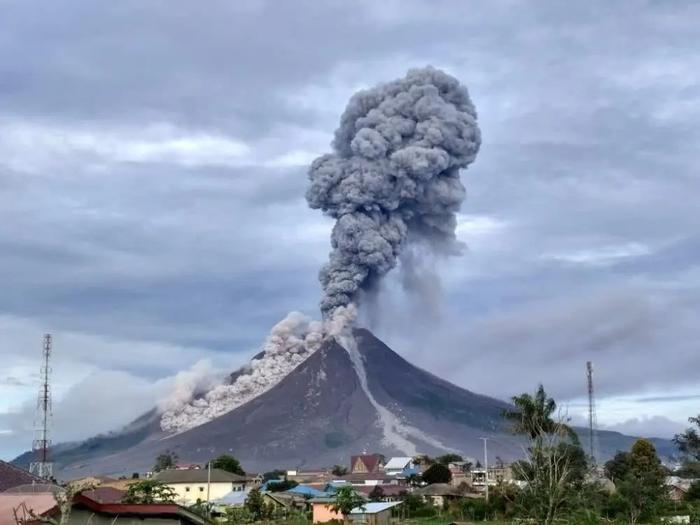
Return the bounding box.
[160,306,356,433]
[159,67,481,436]
[306,66,481,317]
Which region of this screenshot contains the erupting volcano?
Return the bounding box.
[13,67,673,477]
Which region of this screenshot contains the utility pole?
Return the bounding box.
[207,460,212,503]
[480,437,489,502]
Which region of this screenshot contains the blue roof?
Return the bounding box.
[285,485,325,497]
[214,490,249,506]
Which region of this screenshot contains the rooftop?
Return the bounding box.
[0,461,46,493]
[383,457,414,470]
[350,502,402,514]
[154,468,247,484]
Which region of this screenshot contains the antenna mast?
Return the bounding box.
[29,334,53,479]
[586,361,599,463]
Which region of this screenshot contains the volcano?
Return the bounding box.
[14,329,675,477]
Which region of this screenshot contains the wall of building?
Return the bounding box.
[167,481,245,505]
[312,503,342,523]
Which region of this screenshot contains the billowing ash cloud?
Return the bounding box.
[159,67,481,435]
[160,306,356,433]
[306,66,481,316]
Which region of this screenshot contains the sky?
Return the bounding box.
[1,0,699,459]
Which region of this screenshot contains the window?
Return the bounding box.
[200,487,205,492]
[185,487,190,492]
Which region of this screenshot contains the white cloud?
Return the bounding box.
[543,242,652,266]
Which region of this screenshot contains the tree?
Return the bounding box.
[123,479,176,504]
[208,454,245,476]
[613,439,667,525]
[686,481,700,502]
[605,451,632,483]
[675,415,700,461]
[503,384,578,444]
[506,385,587,525]
[13,481,95,525]
[266,479,298,492]
[436,453,463,465]
[331,465,348,476]
[245,488,265,521]
[513,433,584,525]
[368,485,384,502]
[153,450,178,472]
[331,486,365,525]
[263,469,286,481]
[422,463,452,485]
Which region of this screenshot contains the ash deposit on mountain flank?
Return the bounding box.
[160,66,482,444]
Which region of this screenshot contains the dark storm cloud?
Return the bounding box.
[1,0,699,455]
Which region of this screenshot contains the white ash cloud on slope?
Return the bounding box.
[159,67,481,437]
[160,306,355,433]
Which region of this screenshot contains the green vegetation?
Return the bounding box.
[330,486,365,525]
[331,464,348,476]
[675,414,700,461]
[435,453,463,465]
[209,454,246,476]
[422,463,452,485]
[122,479,176,504]
[152,449,178,472]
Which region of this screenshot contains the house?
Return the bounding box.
[154,468,250,505]
[448,462,471,487]
[0,461,45,493]
[1,489,212,525]
[382,457,416,477]
[470,465,514,490]
[312,499,401,525]
[348,501,402,525]
[666,476,698,502]
[350,455,384,474]
[413,484,477,507]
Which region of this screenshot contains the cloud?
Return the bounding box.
[600,416,688,440]
[1,0,699,457]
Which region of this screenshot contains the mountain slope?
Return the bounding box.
[14,328,676,477]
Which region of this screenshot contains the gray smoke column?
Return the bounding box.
[306,66,481,317]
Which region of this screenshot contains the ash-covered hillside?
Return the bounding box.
[14,328,675,478]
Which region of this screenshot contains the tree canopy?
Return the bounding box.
[503,384,578,443]
[123,479,176,504]
[331,486,365,525]
[674,415,700,461]
[422,463,452,485]
[208,454,245,476]
[436,453,463,465]
[153,450,178,472]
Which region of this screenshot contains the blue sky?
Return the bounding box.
[1,0,699,458]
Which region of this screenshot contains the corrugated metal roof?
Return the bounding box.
[350,501,402,514]
[154,468,247,484]
[383,457,413,470]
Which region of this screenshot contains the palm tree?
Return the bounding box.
[503,384,579,443]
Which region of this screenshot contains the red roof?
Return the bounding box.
[80,487,126,504]
[0,461,45,493]
[350,455,383,474]
[73,494,211,525]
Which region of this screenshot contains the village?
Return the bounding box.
[1,442,699,525]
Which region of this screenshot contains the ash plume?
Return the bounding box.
[306,66,481,317]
